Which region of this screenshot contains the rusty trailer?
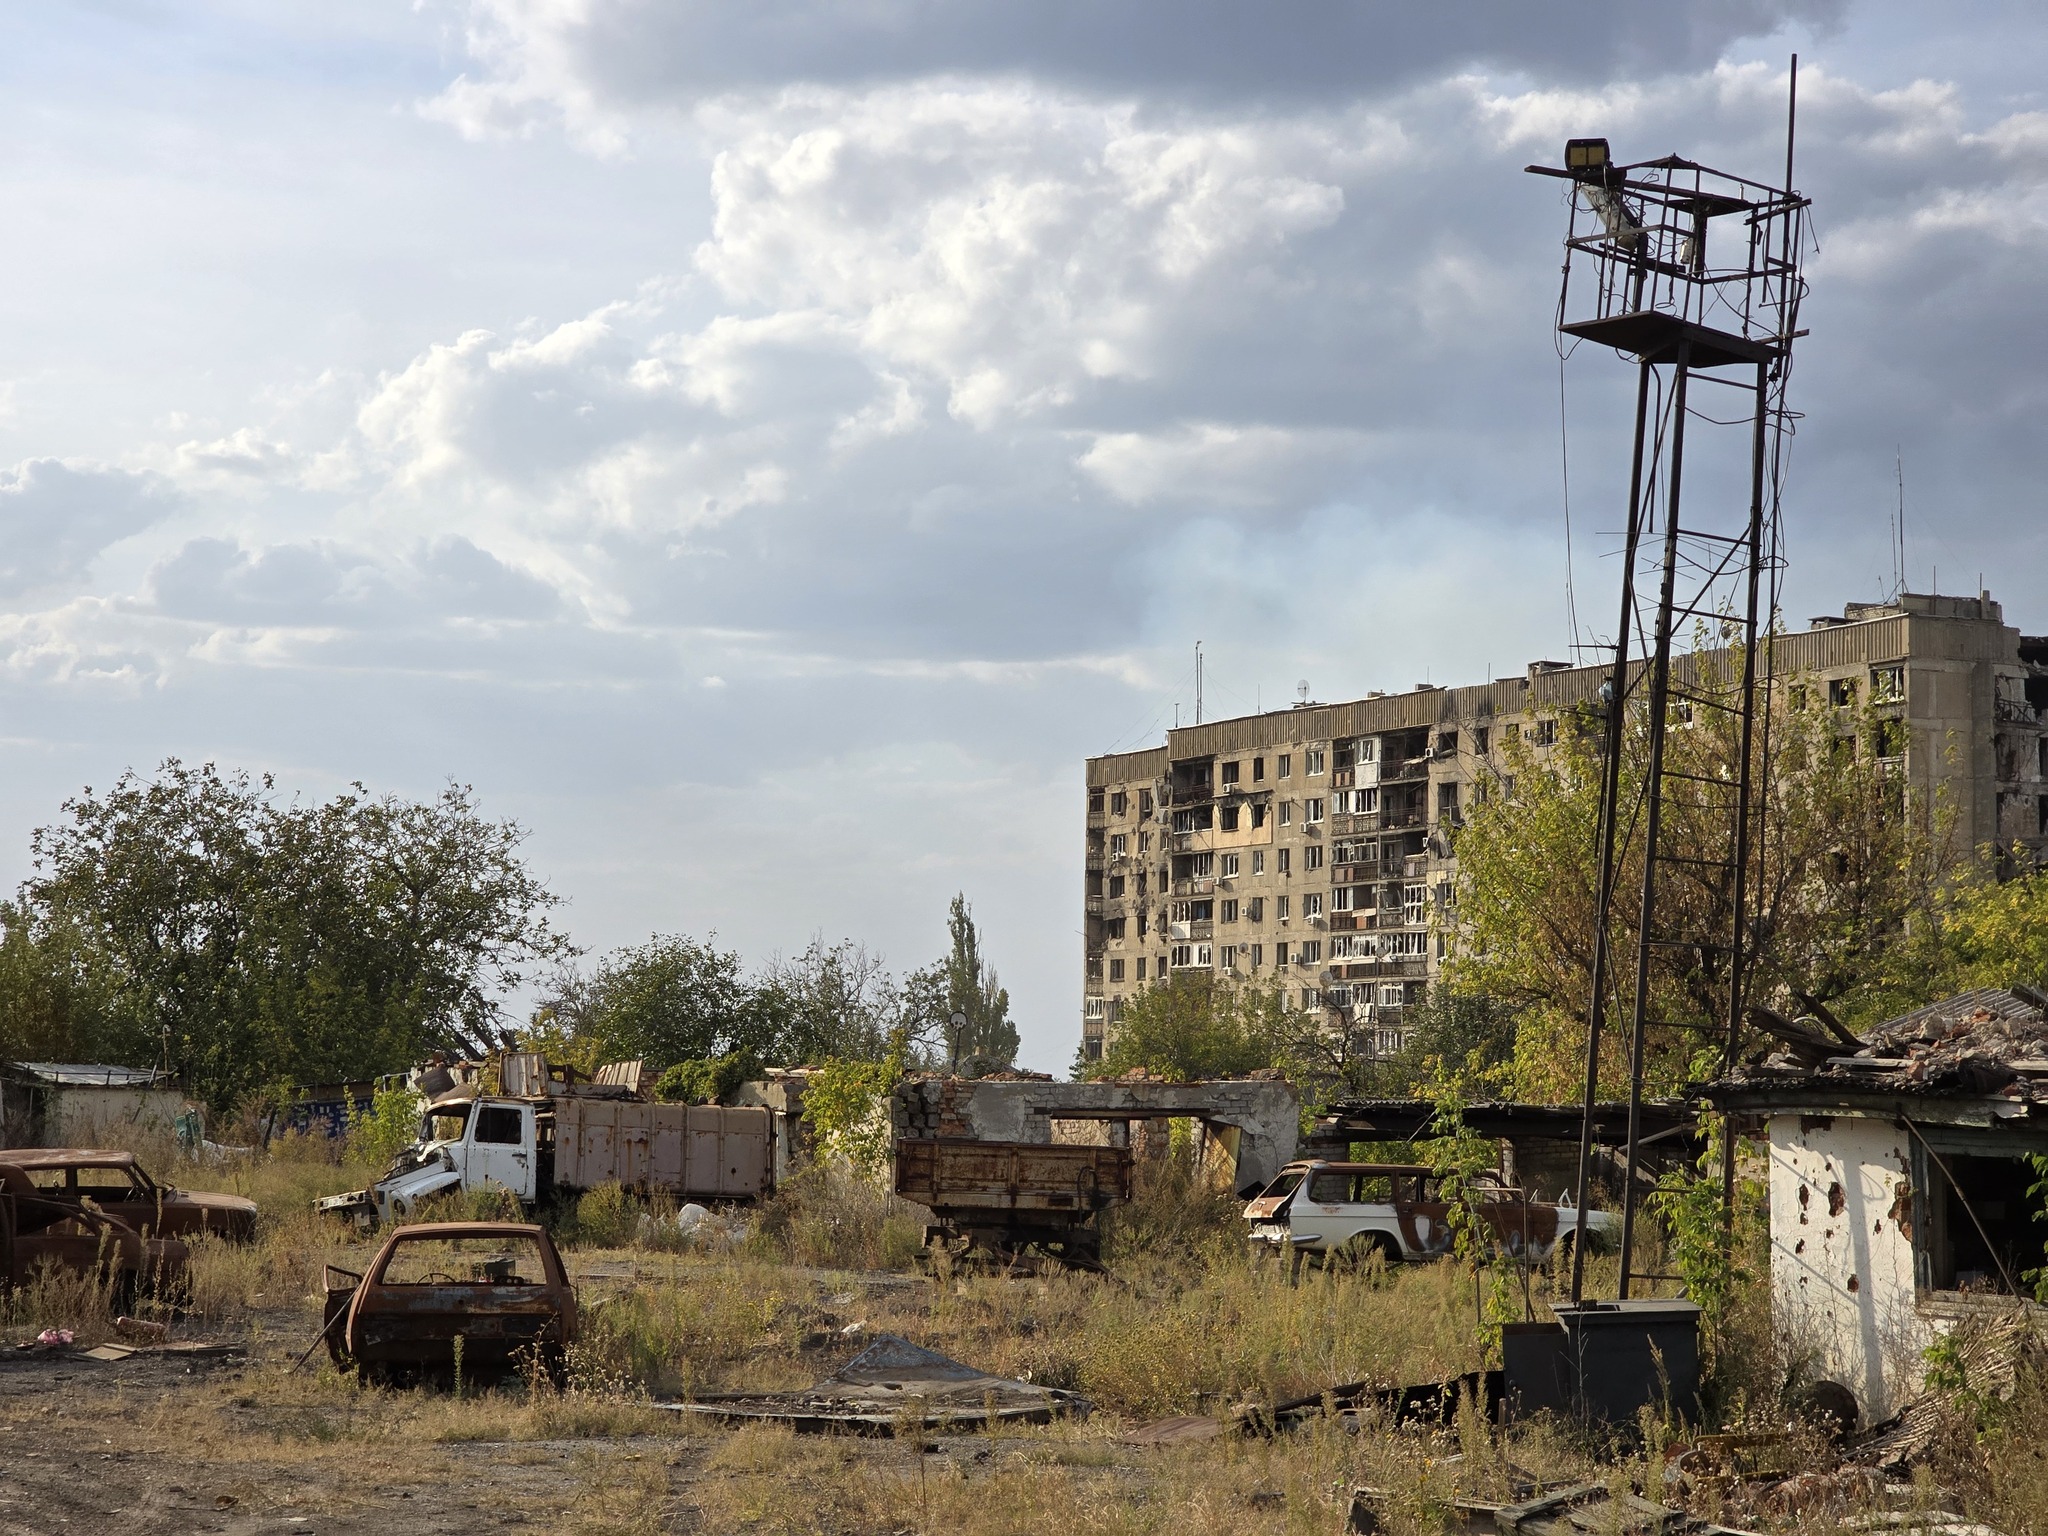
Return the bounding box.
[894,1137,1132,1267]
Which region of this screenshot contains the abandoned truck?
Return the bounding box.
[316,1062,774,1228]
[1243,1160,1617,1265]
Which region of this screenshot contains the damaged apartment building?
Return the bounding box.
[1081,591,2048,1063]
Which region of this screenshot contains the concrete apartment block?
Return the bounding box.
[1079,593,2048,1064]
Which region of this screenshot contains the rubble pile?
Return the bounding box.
[1732,987,2048,1102]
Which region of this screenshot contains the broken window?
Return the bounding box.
[1251,851,1266,876]
[1138,831,1150,855]
[1220,944,1236,969]
[1108,874,1125,898]
[1247,896,1264,922]
[1914,1148,2046,1295]
[1137,912,1148,938]
[1276,895,1290,921]
[1220,899,1238,922]
[1871,665,1905,703]
[1279,801,1292,826]
[1302,988,1322,1008]
[1109,959,1125,981]
[1221,761,1240,786]
[1304,797,1324,823]
[1220,804,1241,831]
[1089,788,1104,815]
[1503,723,1522,746]
[1436,730,1458,756]
[1533,719,1557,748]
[1305,748,1326,775]
[1304,894,1323,919]
[1136,957,1147,980]
[1109,833,1127,858]
[1304,844,1324,872]
[1829,677,1858,707]
[1302,940,1321,962]
[1221,853,1240,878]
[1252,756,1265,782]
[1251,802,1267,829]
[1277,848,1291,875]
[1278,754,1292,779]
[1105,918,1126,940]
[1275,941,1289,967]
[1140,788,1155,817]
[1437,783,1461,824]
[1474,726,1490,755]
[1250,944,1264,967]
[1110,790,1128,817]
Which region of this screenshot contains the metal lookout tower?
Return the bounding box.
[1528,65,1811,1306]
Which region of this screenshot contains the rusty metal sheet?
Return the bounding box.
[554,1099,771,1198]
[665,1334,1088,1435]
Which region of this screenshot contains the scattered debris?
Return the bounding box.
[322,1220,577,1385]
[35,1328,74,1346]
[1123,1369,1502,1445]
[114,1315,168,1342]
[1352,1480,1767,1535]
[666,1333,1088,1434]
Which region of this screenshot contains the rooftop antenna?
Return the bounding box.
[1195,641,1204,725]
[1894,448,1906,600]
[1295,679,1310,707]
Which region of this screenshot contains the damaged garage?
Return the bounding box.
[1704,986,2048,1425]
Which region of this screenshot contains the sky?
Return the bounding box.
[2,1,2045,1072]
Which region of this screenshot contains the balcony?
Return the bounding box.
[1332,767,1355,789]
[1086,896,1104,914]
[1332,812,1381,836]
[1188,920,1214,941]
[1382,757,1430,784]
[1171,877,1216,898]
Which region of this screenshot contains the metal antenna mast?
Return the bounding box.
[1530,61,1810,1305]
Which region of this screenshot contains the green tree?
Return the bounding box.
[1448,656,1954,1099]
[1868,860,2048,1012]
[756,936,903,1065]
[903,894,1018,1071]
[23,761,567,1109]
[1084,972,1293,1082]
[527,933,775,1073]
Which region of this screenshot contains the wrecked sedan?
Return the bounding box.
[0,1166,191,1307]
[324,1221,576,1384]
[1243,1160,1617,1265]
[0,1148,258,1242]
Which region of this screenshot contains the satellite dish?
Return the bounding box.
[1296,679,1311,704]
[950,1011,968,1031]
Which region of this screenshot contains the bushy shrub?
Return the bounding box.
[653,1049,761,1104]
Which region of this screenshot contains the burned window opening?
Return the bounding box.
[1912,1146,2043,1296]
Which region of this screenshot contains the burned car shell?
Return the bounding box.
[0,1148,258,1242]
[1243,1160,1616,1263]
[0,1167,191,1305]
[325,1220,576,1382]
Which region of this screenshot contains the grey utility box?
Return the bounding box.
[1502,1299,1701,1428]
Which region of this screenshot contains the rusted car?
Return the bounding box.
[1243,1160,1618,1266]
[0,1166,191,1308]
[0,1148,258,1242]
[323,1221,577,1385]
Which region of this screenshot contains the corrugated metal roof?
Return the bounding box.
[9,1062,174,1088]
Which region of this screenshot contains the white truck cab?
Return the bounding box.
[317,1094,540,1227]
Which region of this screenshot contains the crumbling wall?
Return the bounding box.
[1768,1113,1927,1423]
[892,1078,1299,1193]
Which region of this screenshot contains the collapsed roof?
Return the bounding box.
[1704,986,2048,1120]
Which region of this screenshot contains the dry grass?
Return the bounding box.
[25,1127,2047,1535]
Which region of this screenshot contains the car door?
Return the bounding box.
[467,1103,536,1200]
[1292,1168,1352,1250]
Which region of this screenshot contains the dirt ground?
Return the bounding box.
[0,1261,1345,1536]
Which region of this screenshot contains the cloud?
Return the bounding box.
[0,460,177,598]
[145,536,562,629]
[422,0,1843,150]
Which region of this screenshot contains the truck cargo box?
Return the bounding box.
[552,1099,772,1200]
[894,1138,1131,1220]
